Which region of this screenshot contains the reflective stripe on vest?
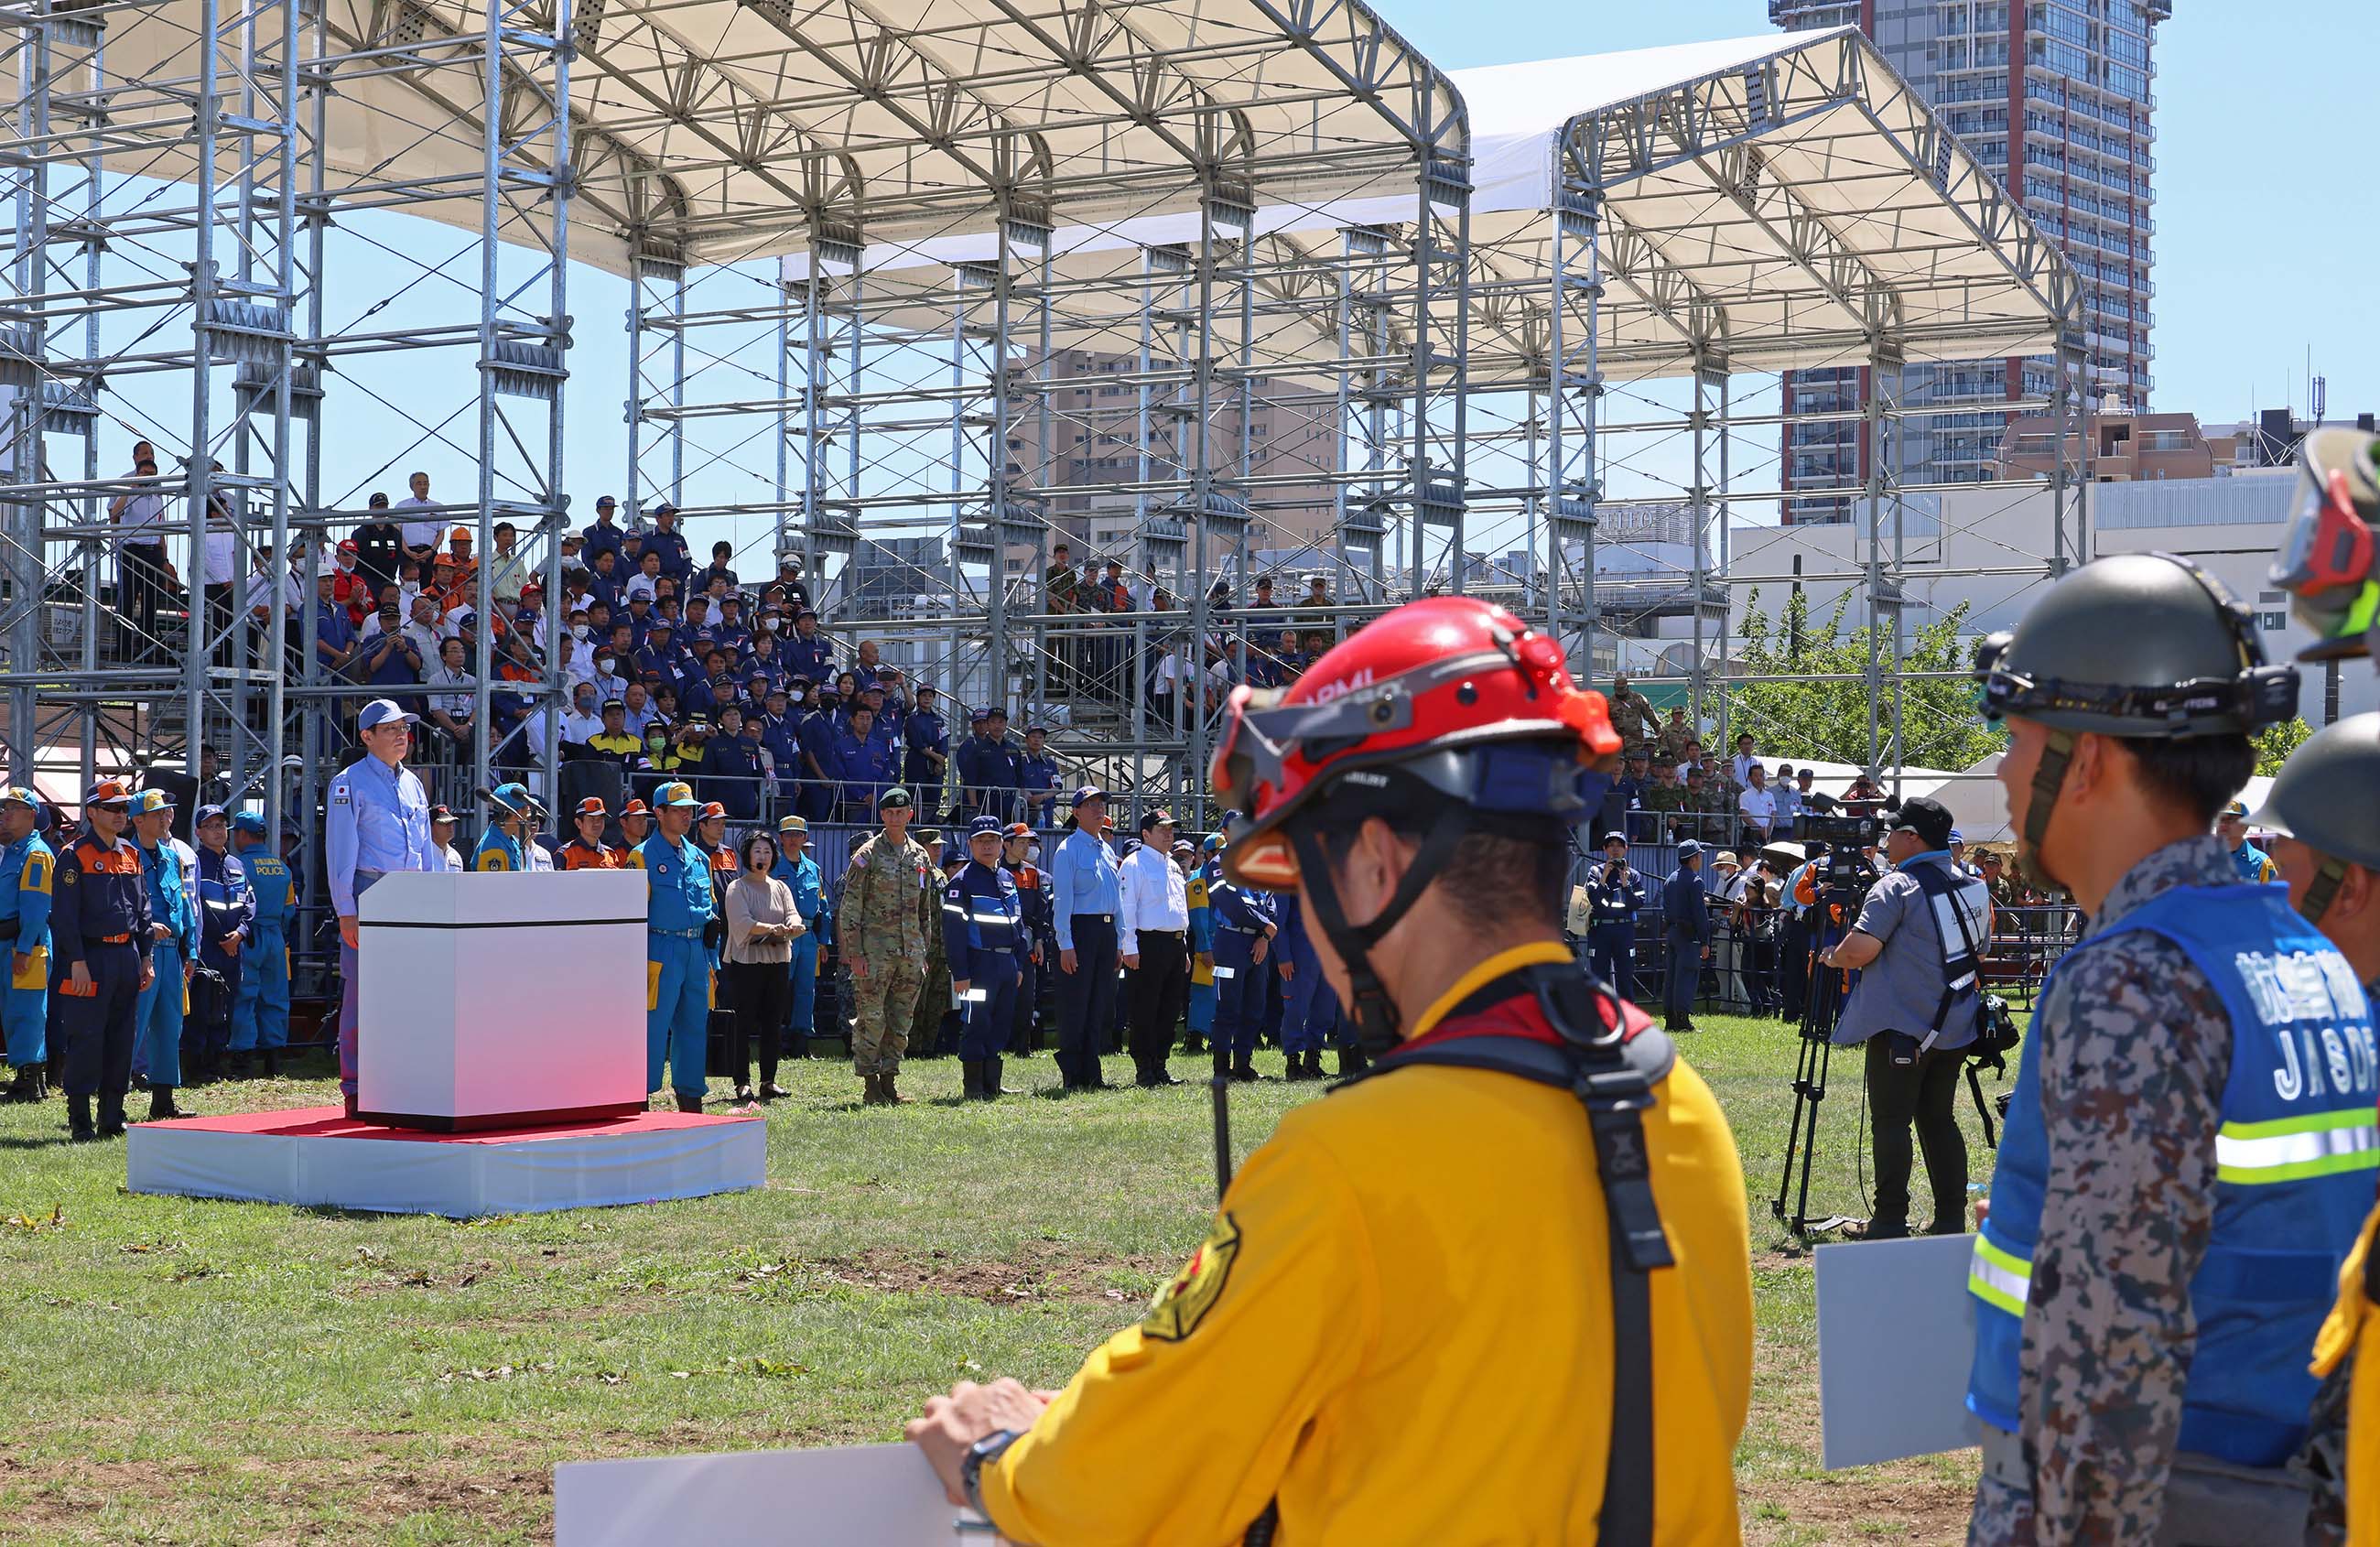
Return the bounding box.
[2216,1106,2380,1185]
[1967,1233,2030,1318]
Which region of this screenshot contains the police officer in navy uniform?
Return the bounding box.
[1585,831,1647,1001]
[190,804,254,1087]
[1964,553,2377,1546]
[1204,836,1277,1083]
[51,781,154,1141]
[945,816,1029,1101]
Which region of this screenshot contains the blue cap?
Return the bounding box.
[128,788,175,817]
[654,780,701,808]
[0,785,38,811]
[232,810,267,836]
[491,782,532,812]
[968,708,990,723]
[1948,828,1965,843]
[1071,785,1107,806]
[195,804,227,825]
[968,814,1004,839]
[1677,838,1704,859]
[358,698,418,731]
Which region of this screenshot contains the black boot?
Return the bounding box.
[68,1093,96,1142]
[3,1064,41,1104]
[674,1090,703,1114]
[97,1095,127,1138]
[261,1048,280,1078]
[1283,1053,1316,1083]
[147,1087,182,1121]
[986,1055,1007,1098]
[1334,1044,1367,1077]
[224,1050,250,1081]
[960,1060,982,1100]
[1212,1051,1232,1083]
[1231,1055,1259,1083]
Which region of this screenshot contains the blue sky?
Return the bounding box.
[81,2,2373,572]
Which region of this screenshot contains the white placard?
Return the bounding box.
[1815,1232,1985,1468]
[555,1443,988,1547]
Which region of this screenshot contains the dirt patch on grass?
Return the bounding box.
[821,1241,1171,1304]
[1743,1468,1976,1544]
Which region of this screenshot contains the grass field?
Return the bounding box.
[0,1015,2002,1544]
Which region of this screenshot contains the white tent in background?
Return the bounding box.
[1934,754,2275,845]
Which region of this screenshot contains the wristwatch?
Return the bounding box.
[960,1428,1022,1519]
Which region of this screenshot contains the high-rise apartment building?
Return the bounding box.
[1769,1,2168,522]
[1000,349,1342,579]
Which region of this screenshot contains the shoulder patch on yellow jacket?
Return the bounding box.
[1141,1212,1242,1344]
[24,850,51,892]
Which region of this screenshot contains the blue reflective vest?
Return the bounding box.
[1967,883,2380,1466]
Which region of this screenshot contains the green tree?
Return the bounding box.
[1720,590,2006,772]
[2252,716,2313,776]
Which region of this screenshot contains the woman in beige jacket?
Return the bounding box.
[722,832,802,1106]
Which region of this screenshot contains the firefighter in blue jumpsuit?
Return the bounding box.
[1586,831,1648,1001]
[1205,842,1277,1082]
[190,805,254,1087]
[128,788,199,1119]
[228,810,295,1076]
[772,814,831,1063]
[945,815,1028,1100]
[52,781,154,1141]
[633,780,714,1109]
[1,785,54,1102]
[1272,888,1330,1081]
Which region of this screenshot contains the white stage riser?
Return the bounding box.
[126,1123,765,1218]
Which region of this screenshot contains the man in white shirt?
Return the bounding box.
[425,636,476,750]
[427,804,465,872]
[1737,762,1778,851]
[1727,732,1758,793]
[394,471,442,570]
[559,681,606,746]
[1115,806,1191,1088]
[487,519,530,605]
[109,449,172,662]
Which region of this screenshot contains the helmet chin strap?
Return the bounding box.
[2297,855,2350,927]
[2016,728,2076,893]
[1288,809,1472,1058]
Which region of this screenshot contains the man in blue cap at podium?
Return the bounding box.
[326,698,436,1116]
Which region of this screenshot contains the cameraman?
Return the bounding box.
[1585,831,1646,999]
[1820,797,1991,1239]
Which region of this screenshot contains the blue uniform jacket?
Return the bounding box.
[953,735,1015,809]
[141,838,200,962]
[771,851,832,947]
[51,828,154,975]
[1048,827,1120,951]
[2,834,55,961]
[903,709,947,784]
[1015,752,1060,816]
[784,633,834,685]
[1207,873,1275,937]
[831,730,893,807]
[941,860,1028,971]
[195,846,254,966]
[634,832,714,932]
[1661,868,1710,943]
[1589,863,1648,930]
[235,841,295,936]
[325,754,435,915]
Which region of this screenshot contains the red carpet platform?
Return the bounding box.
[125,1104,767,1217]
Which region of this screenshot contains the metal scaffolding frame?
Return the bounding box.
[0,16,2093,991]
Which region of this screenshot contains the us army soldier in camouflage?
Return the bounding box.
[842,788,937,1106]
[1966,555,2375,1547]
[1656,708,1696,765]
[1606,674,1658,756]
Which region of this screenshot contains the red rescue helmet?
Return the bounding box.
[1211,595,1619,891]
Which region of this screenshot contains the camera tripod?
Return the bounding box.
[1772,886,1869,1239]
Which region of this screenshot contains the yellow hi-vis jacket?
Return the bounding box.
[2313,1200,2380,1547]
[979,943,1755,1545]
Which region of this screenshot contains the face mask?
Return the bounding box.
[597,658,615,675]
[572,623,589,640]
[790,690,805,703]
[648,737,665,751]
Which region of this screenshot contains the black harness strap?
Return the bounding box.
[1328,964,1676,1547]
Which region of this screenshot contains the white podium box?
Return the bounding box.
[358,869,649,1131]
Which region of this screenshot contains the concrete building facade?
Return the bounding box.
[1770,0,2169,522]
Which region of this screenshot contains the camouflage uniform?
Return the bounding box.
[1642,769,1690,842]
[1606,686,1658,756]
[840,826,936,1078]
[1967,835,2256,1547]
[1685,774,1732,847]
[1656,715,1697,765]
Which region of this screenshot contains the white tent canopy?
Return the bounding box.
[773,27,2074,378]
